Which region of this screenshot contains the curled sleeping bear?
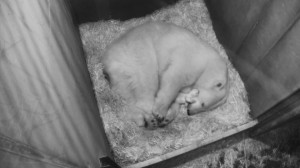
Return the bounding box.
[102,21,229,129]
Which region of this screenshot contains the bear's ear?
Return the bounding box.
[191,89,200,96]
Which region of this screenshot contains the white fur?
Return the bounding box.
[103,22,229,129]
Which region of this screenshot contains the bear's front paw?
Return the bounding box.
[158,118,172,127]
[152,112,165,123]
[157,104,179,127]
[144,114,159,129]
[129,110,159,129]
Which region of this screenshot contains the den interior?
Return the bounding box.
[1,0,300,168]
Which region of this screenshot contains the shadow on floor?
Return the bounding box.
[109,0,179,21]
[70,0,180,24]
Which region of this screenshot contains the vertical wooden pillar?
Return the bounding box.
[0,0,112,167]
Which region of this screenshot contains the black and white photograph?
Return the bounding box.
[1,0,300,168]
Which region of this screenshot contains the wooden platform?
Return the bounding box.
[125,120,257,168]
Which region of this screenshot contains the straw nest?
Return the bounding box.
[80,0,252,166]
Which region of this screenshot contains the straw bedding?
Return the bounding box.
[79,0,252,166]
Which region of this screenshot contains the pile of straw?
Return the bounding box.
[80,0,252,166]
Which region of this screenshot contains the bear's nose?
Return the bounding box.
[187,108,191,116]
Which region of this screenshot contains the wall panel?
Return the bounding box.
[246,18,300,117]
[206,0,300,119]
[234,0,300,80]
[0,0,112,167]
[205,0,270,51]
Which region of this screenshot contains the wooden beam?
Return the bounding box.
[125,121,257,168]
[251,89,300,136]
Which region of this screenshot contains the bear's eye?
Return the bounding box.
[201,103,205,107]
[216,83,222,87]
[103,71,110,82]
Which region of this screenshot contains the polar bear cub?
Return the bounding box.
[103,21,228,129]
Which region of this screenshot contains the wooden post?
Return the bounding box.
[0,0,112,167]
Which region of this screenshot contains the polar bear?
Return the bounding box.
[102,21,228,129]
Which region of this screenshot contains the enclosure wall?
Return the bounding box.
[0,0,112,167]
[205,0,300,119]
[68,0,109,24]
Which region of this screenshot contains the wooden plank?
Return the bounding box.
[125,121,257,168]
[251,89,300,136]
[205,0,270,51]
[234,0,300,80]
[253,109,300,136]
[255,89,300,123]
[246,18,300,117]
